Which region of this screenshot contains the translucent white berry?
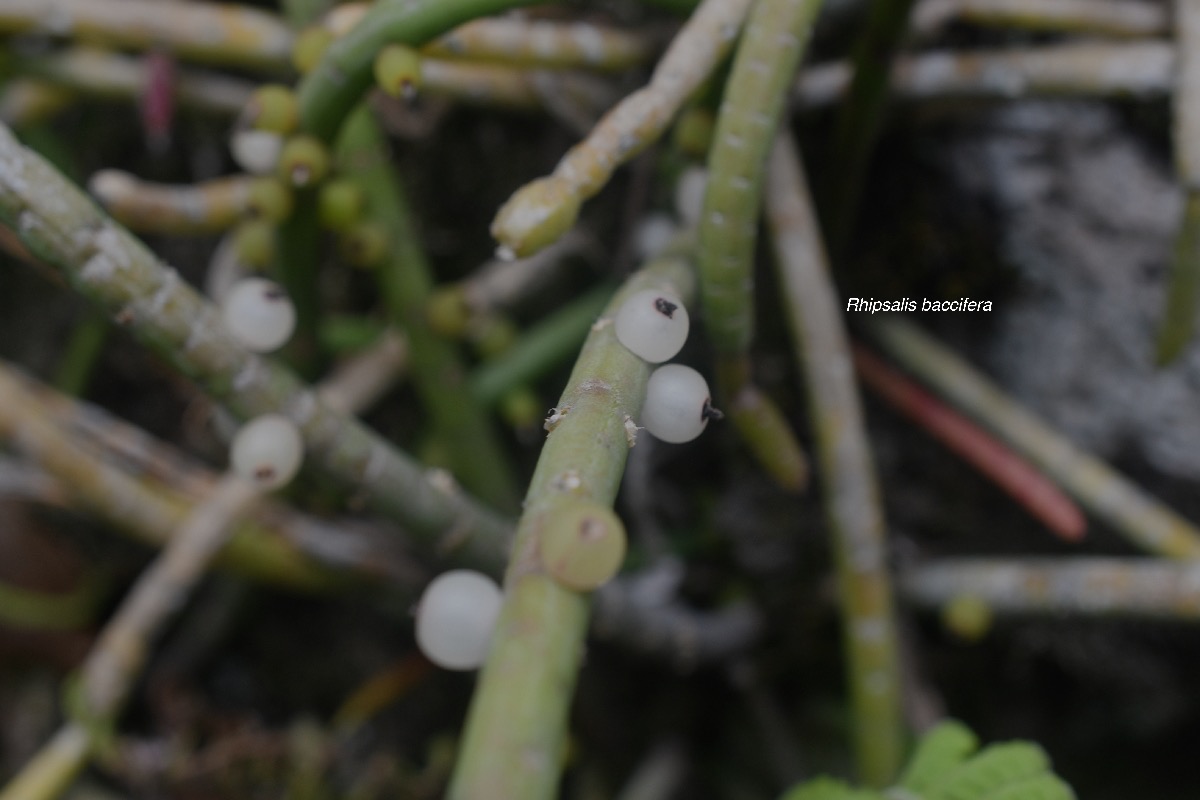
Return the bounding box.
[221,278,296,353]
[230,129,282,175]
[641,364,721,444]
[415,570,503,670]
[614,289,689,363]
[633,213,678,261]
[230,414,304,489]
[674,166,708,228]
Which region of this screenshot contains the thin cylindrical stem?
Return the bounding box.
[335,105,519,510]
[866,316,1200,560]
[449,256,696,800]
[490,0,755,258]
[297,0,544,140]
[912,0,1169,39]
[0,122,514,570]
[902,558,1200,618]
[765,133,903,787]
[795,42,1175,110]
[0,0,293,71]
[853,344,1086,542]
[1157,0,1200,363]
[89,171,253,235]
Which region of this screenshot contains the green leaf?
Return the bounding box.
[897,721,979,792]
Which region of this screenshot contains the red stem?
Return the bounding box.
[853,343,1086,542]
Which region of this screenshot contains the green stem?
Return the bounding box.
[0,724,91,800]
[334,106,519,511]
[1159,0,1200,363]
[471,283,614,406]
[296,0,542,141]
[865,316,1200,560]
[1155,191,1200,363]
[0,574,107,631]
[902,557,1200,619]
[825,0,918,253]
[0,121,513,571]
[448,255,696,800]
[53,311,108,395]
[765,133,903,787]
[0,362,377,590]
[699,0,822,356]
[697,0,822,492]
[276,195,324,378]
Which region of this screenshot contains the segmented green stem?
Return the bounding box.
[902,557,1200,618]
[53,311,107,395]
[0,122,514,570]
[335,105,519,511]
[448,255,696,800]
[699,0,821,356]
[866,316,1200,559]
[13,48,253,117]
[912,0,1168,39]
[696,0,821,492]
[490,0,755,258]
[297,0,542,141]
[1157,0,1200,363]
[765,133,903,787]
[795,42,1175,110]
[0,361,400,590]
[0,0,294,72]
[425,17,653,72]
[89,171,253,235]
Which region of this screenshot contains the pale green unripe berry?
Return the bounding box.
[941,594,993,642]
[500,386,541,430]
[277,135,330,188]
[318,179,365,232]
[244,84,298,134]
[221,277,295,352]
[415,570,503,670]
[292,26,333,75]
[338,222,389,268]
[374,44,422,100]
[539,502,627,592]
[641,364,720,444]
[230,414,304,489]
[469,314,518,360]
[614,289,689,363]
[247,177,294,223]
[426,286,470,338]
[232,219,276,268]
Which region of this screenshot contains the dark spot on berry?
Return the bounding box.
[579,517,606,542]
[254,465,276,481]
[701,399,724,422]
[264,286,286,301]
[654,297,678,318]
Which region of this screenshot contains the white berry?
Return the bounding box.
[641,364,718,444]
[633,213,678,261]
[221,278,296,353]
[614,289,689,363]
[230,414,304,489]
[230,129,282,175]
[674,166,708,228]
[415,570,503,670]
